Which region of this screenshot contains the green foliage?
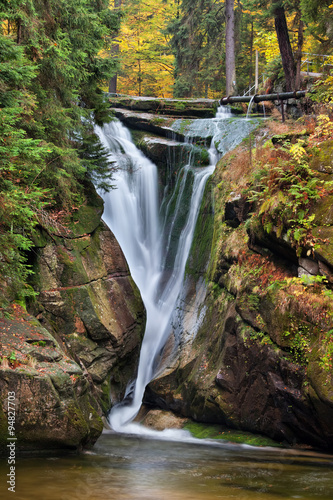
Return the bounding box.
[319,329,333,372]
[283,322,311,365]
[247,139,321,256]
[167,0,226,97]
[0,1,119,308]
[32,340,46,347]
[310,76,333,106]
[9,351,16,362]
[300,0,333,52]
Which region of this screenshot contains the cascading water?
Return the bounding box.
[95,107,257,433]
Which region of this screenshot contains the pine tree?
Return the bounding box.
[0,0,120,307]
[168,0,225,98]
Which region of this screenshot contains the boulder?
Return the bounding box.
[0,183,145,452]
[32,216,145,413]
[0,311,103,453]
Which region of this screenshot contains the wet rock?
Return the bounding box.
[0,312,103,453]
[137,406,188,431]
[108,95,218,117]
[225,193,251,228]
[113,108,185,141]
[298,257,319,276]
[32,217,145,413]
[0,181,145,453]
[145,135,333,451]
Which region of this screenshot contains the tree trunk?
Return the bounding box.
[108,0,121,94]
[249,20,254,90]
[225,0,236,95]
[295,18,304,90]
[108,44,119,93]
[273,2,296,91]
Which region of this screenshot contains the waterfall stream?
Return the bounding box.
[95,108,257,433]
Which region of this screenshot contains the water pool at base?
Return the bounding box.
[1,432,333,500]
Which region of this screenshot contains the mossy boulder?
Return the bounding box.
[0,180,146,454]
[0,310,103,453]
[108,95,218,117]
[32,216,145,412]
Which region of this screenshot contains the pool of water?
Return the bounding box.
[1,431,333,500]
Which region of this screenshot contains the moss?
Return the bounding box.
[184,421,283,447]
[186,178,214,277]
[56,245,89,288]
[310,139,333,175]
[100,380,111,413]
[151,117,168,126]
[66,204,103,237]
[163,168,195,270]
[271,130,308,145]
[64,404,89,437]
[31,227,49,248]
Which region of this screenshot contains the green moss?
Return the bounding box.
[65,403,89,435]
[184,421,283,447]
[100,380,111,413]
[31,227,49,248]
[310,139,333,175]
[56,245,89,287]
[66,204,103,237]
[271,130,308,145]
[151,117,168,126]
[186,179,214,277]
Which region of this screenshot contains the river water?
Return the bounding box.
[1,432,333,499]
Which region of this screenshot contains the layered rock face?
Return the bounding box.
[0,184,145,453]
[145,134,333,451]
[0,310,103,451]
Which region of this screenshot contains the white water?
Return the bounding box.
[95,107,256,434]
[246,95,255,119]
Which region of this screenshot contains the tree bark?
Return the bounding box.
[225,0,236,95]
[295,17,304,90]
[273,2,296,91]
[108,44,119,93]
[108,0,121,94]
[249,20,254,90]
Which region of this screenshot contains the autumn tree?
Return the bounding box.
[301,0,333,53]
[108,0,122,93]
[115,0,176,96]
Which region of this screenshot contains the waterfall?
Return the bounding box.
[246,95,255,119]
[95,107,256,433]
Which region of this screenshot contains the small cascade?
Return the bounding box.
[95,107,258,434]
[246,95,255,119]
[215,105,232,119]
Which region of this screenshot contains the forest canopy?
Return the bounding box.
[110,0,333,98]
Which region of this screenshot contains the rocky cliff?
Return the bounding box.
[144,117,333,451]
[0,182,145,453]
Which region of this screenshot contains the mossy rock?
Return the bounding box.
[310,139,333,175]
[186,178,215,277]
[184,421,283,447]
[313,226,333,267]
[66,203,103,238]
[271,130,308,145]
